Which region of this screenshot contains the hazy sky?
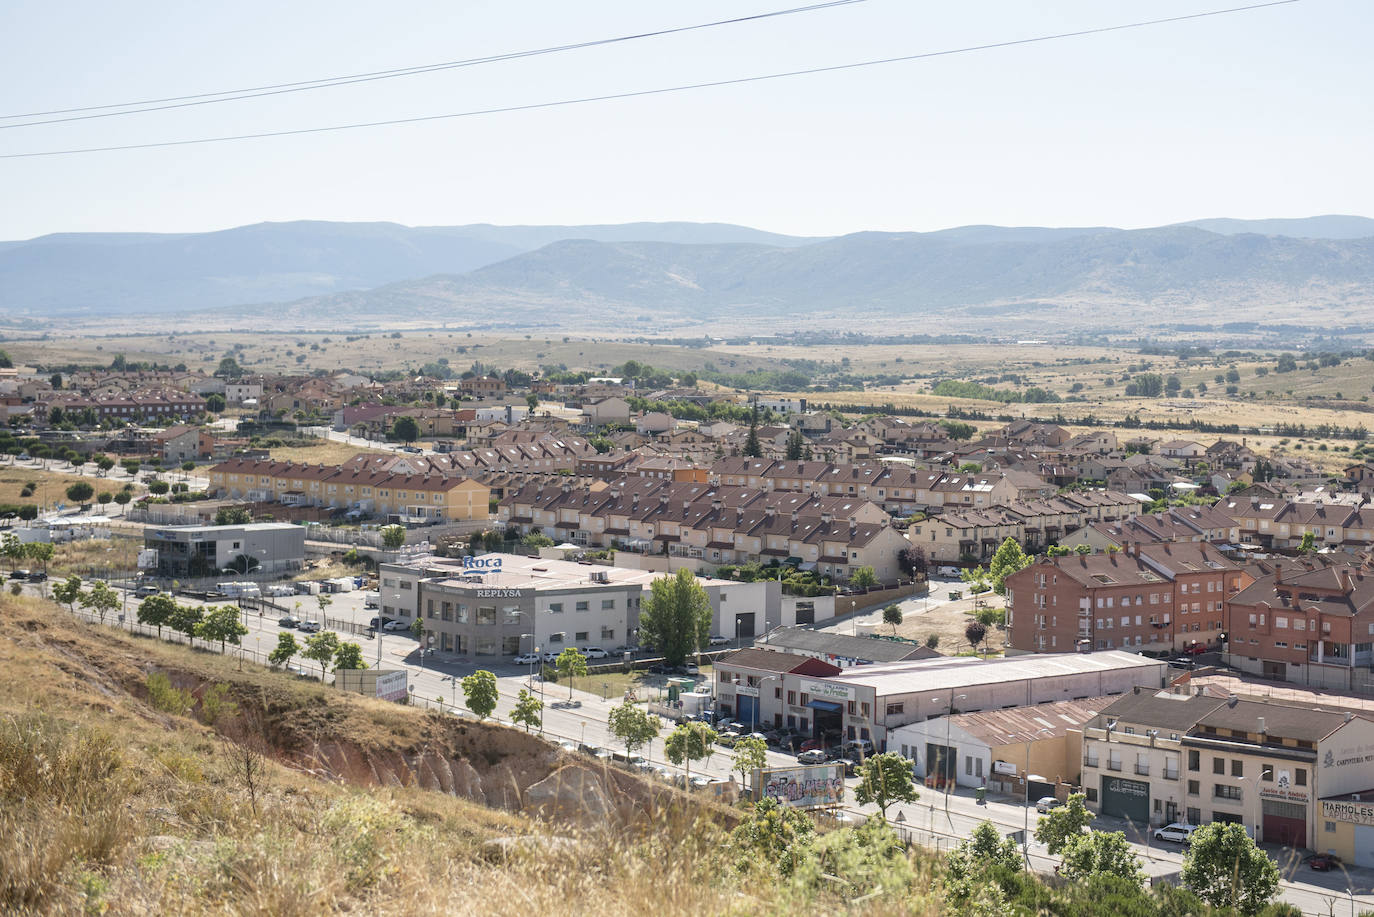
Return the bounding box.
[0,0,1367,240]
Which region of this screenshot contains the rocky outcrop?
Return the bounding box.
[523,765,615,826]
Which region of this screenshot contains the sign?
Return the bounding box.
[735,685,760,697]
[137,549,158,569]
[1323,799,1374,826]
[375,670,408,703]
[753,763,845,809]
[475,588,523,598]
[463,555,503,571]
[801,679,855,702]
[1105,777,1149,799]
[1260,770,1308,803]
[993,760,1018,776]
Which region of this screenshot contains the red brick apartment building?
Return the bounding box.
[1225,557,1374,691]
[1005,543,1248,656]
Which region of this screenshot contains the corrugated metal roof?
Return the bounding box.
[950,697,1115,744]
[824,650,1164,696]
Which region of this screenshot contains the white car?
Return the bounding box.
[1154,823,1198,844]
[297,620,321,633]
[382,619,411,632]
[513,653,542,665]
[582,647,608,659]
[708,635,730,645]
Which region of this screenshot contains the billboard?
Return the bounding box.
[753,763,845,809]
[335,669,409,703]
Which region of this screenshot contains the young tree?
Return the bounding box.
[79,580,120,625]
[897,545,928,578]
[555,647,587,699]
[52,574,83,612]
[380,524,406,549]
[460,669,499,719]
[943,819,1023,891]
[964,620,988,653]
[1058,830,1145,886]
[608,701,660,756]
[785,427,804,461]
[24,541,53,572]
[268,632,301,669]
[731,735,768,786]
[410,617,426,642]
[1034,792,1094,855]
[1181,821,1281,916]
[195,604,249,652]
[204,393,226,413]
[168,603,204,646]
[96,455,116,476]
[333,642,367,671]
[638,568,713,665]
[729,797,816,878]
[96,491,113,509]
[65,481,94,503]
[315,593,333,621]
[960,565,992,595]
[303,631,341,681]
[112,490,132,513]
[148,480,170,496]
[664,721,717,783]
[137,592,178,638]
[214,506,252,526]
[511,687,543,732]
[854,751,918,820]
[988,537,1032,595]
[849,566,878,589]
[1298,531,1316,554]
[882,604,903,634]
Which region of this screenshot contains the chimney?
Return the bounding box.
[1257,716,1266,735]
[1340,568,1354,594]
[1274,563,1283,585]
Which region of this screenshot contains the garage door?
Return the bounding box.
[1261,800,1306,849]
[1356,826,1374,869]
[1100,776,1150,824]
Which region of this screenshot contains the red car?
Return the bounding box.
[799,738,826,753]
[1184,643,1210,656]
[1306,853,1341,872]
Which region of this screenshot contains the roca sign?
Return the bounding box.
[463,555,503,571]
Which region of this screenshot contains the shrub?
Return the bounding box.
[146,672,194,716]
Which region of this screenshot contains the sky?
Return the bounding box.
[0,0,1368,241]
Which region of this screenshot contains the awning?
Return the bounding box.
[807,699,842,713]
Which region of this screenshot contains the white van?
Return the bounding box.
[936,566,962,578]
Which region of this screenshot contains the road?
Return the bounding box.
[47,578,1374,917]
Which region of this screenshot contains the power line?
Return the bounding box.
[0,1,866,127]
[0,0,1300,161]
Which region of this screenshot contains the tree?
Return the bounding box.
[393,415,420,444]
[882,604,903,634]
[182,461,196,474]
[268,632,301,669]
[638,568,713,666]
[988,537,1032,595]
[52,574,83,612]
[525,393,539,413]
[1133,373,1164,397]
[1,533,23,572]
[214,506,252,526]
[785,428,804,461]
[459,669,498,719]
[303,631,341,681]
[1058,830,1144,886]
[944,819,1022,887]
[65,481,94,503]
[333,642,367,671]
[897,545,928,578]
[1034,792,1094,855]
[96,491,113,509]
[315,593,332,621]
[204,393,226,413]
[925,634,939,649]
[664,721,716,782]
[168,603,204,646]
[215,356,243,379]
[137,592,177,638]
[0,349,10,368]
[743,405,761,458]
[1298,531,1316,554]
[849,566,878,589]
[410,617,426,642]
[731,735,768,785]
[380,524,406,549]
[960,566,991,595]
[729,797,816,878]
[511,687,543,732]
[555,647,587,699]
[195,604,248,652]
[121,459,141,476]
[854,751,918,819]
[148,480,170,496]
[964,620,987,653]
[1181,821,1281,915]
[24,541,53,572]
[608,701,660,756]
[79,580,120,625]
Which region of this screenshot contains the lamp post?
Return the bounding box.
[1022,727,1055,862]
[519,633,535,685]
[756,675,781,733]
[933,693,966,825]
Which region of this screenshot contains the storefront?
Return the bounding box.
[1100,775,1150,824]
[1259,774,1310,849]
[1318,793,1374,867]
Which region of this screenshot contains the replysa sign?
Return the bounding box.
[463,555,502,571]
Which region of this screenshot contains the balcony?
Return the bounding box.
[1135,764,1151,776]
[1164,768,1180,781]
[1083,756,1099,769]
[1106,760,1122,772]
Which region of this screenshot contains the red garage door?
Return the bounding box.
[1262,800,1307,849]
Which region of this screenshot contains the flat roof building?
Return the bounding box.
[144,522,305,578]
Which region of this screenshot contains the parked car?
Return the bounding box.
[513,653,542,665]
[1306,853,1341,871]
[363,592,380,608]
[681,664,699,676]
[582,646,608,659]
[382,619,411,632]
[1035,796,1063,814]
[612,644,640,655]
[716,731,741,748]
[1153,822,1198,844]
[134,583,161,597]
[842,739,875,757]
[799,738,827,753]
[797,749,827,765]
[543,651,562,663]
[297,620,321,633]
[647,663,671,675]
[26,570,47,582]
[278,615,300,628]
[368,616,396,630]
[708,635,729,645]
[9,569,28,580]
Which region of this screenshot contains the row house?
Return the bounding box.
[458,375,507,399]
[497,478,908,583]
[1225,557,1374,690]
[1006,542,1247,656]
[206,458,489,522]
[1080,686,1374,855]
[908,507,1025,563]
[1068,504,1242,552]
[38,388,207,423]
[1214,493,1374,552]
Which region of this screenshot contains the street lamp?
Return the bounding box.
[755,675,781,733]
[933,693,966,825]
[1022,727,1055,861]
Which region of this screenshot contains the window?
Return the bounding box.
[400,581,412,590]
[886,702,904,716]
[1188,779,1200,796]
[788,691,796,705]
[549,602,563,614]
[476,606,496,625]
[1262,765,1274,783]
[575,601,589,612]
[1296,768,1307,787]
[1326,821,1337,833]
[601,599,615,610]
[575,631,588,642]
[1107,751,1122,772]
[1231,760,1243,778]
[1213,758,1225,775]
[847,701,857,715]
[1187,807,1202,826]
[601,626,615,639]
[1215,784,1243,801]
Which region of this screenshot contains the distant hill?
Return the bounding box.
[3,216,1373,329]
[275,225,1374,330]
[0,220,820,315]
[1175,215,1374,240]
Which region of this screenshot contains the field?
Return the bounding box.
[269,440,391,465]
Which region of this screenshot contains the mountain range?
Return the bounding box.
[3,215,1372,330]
